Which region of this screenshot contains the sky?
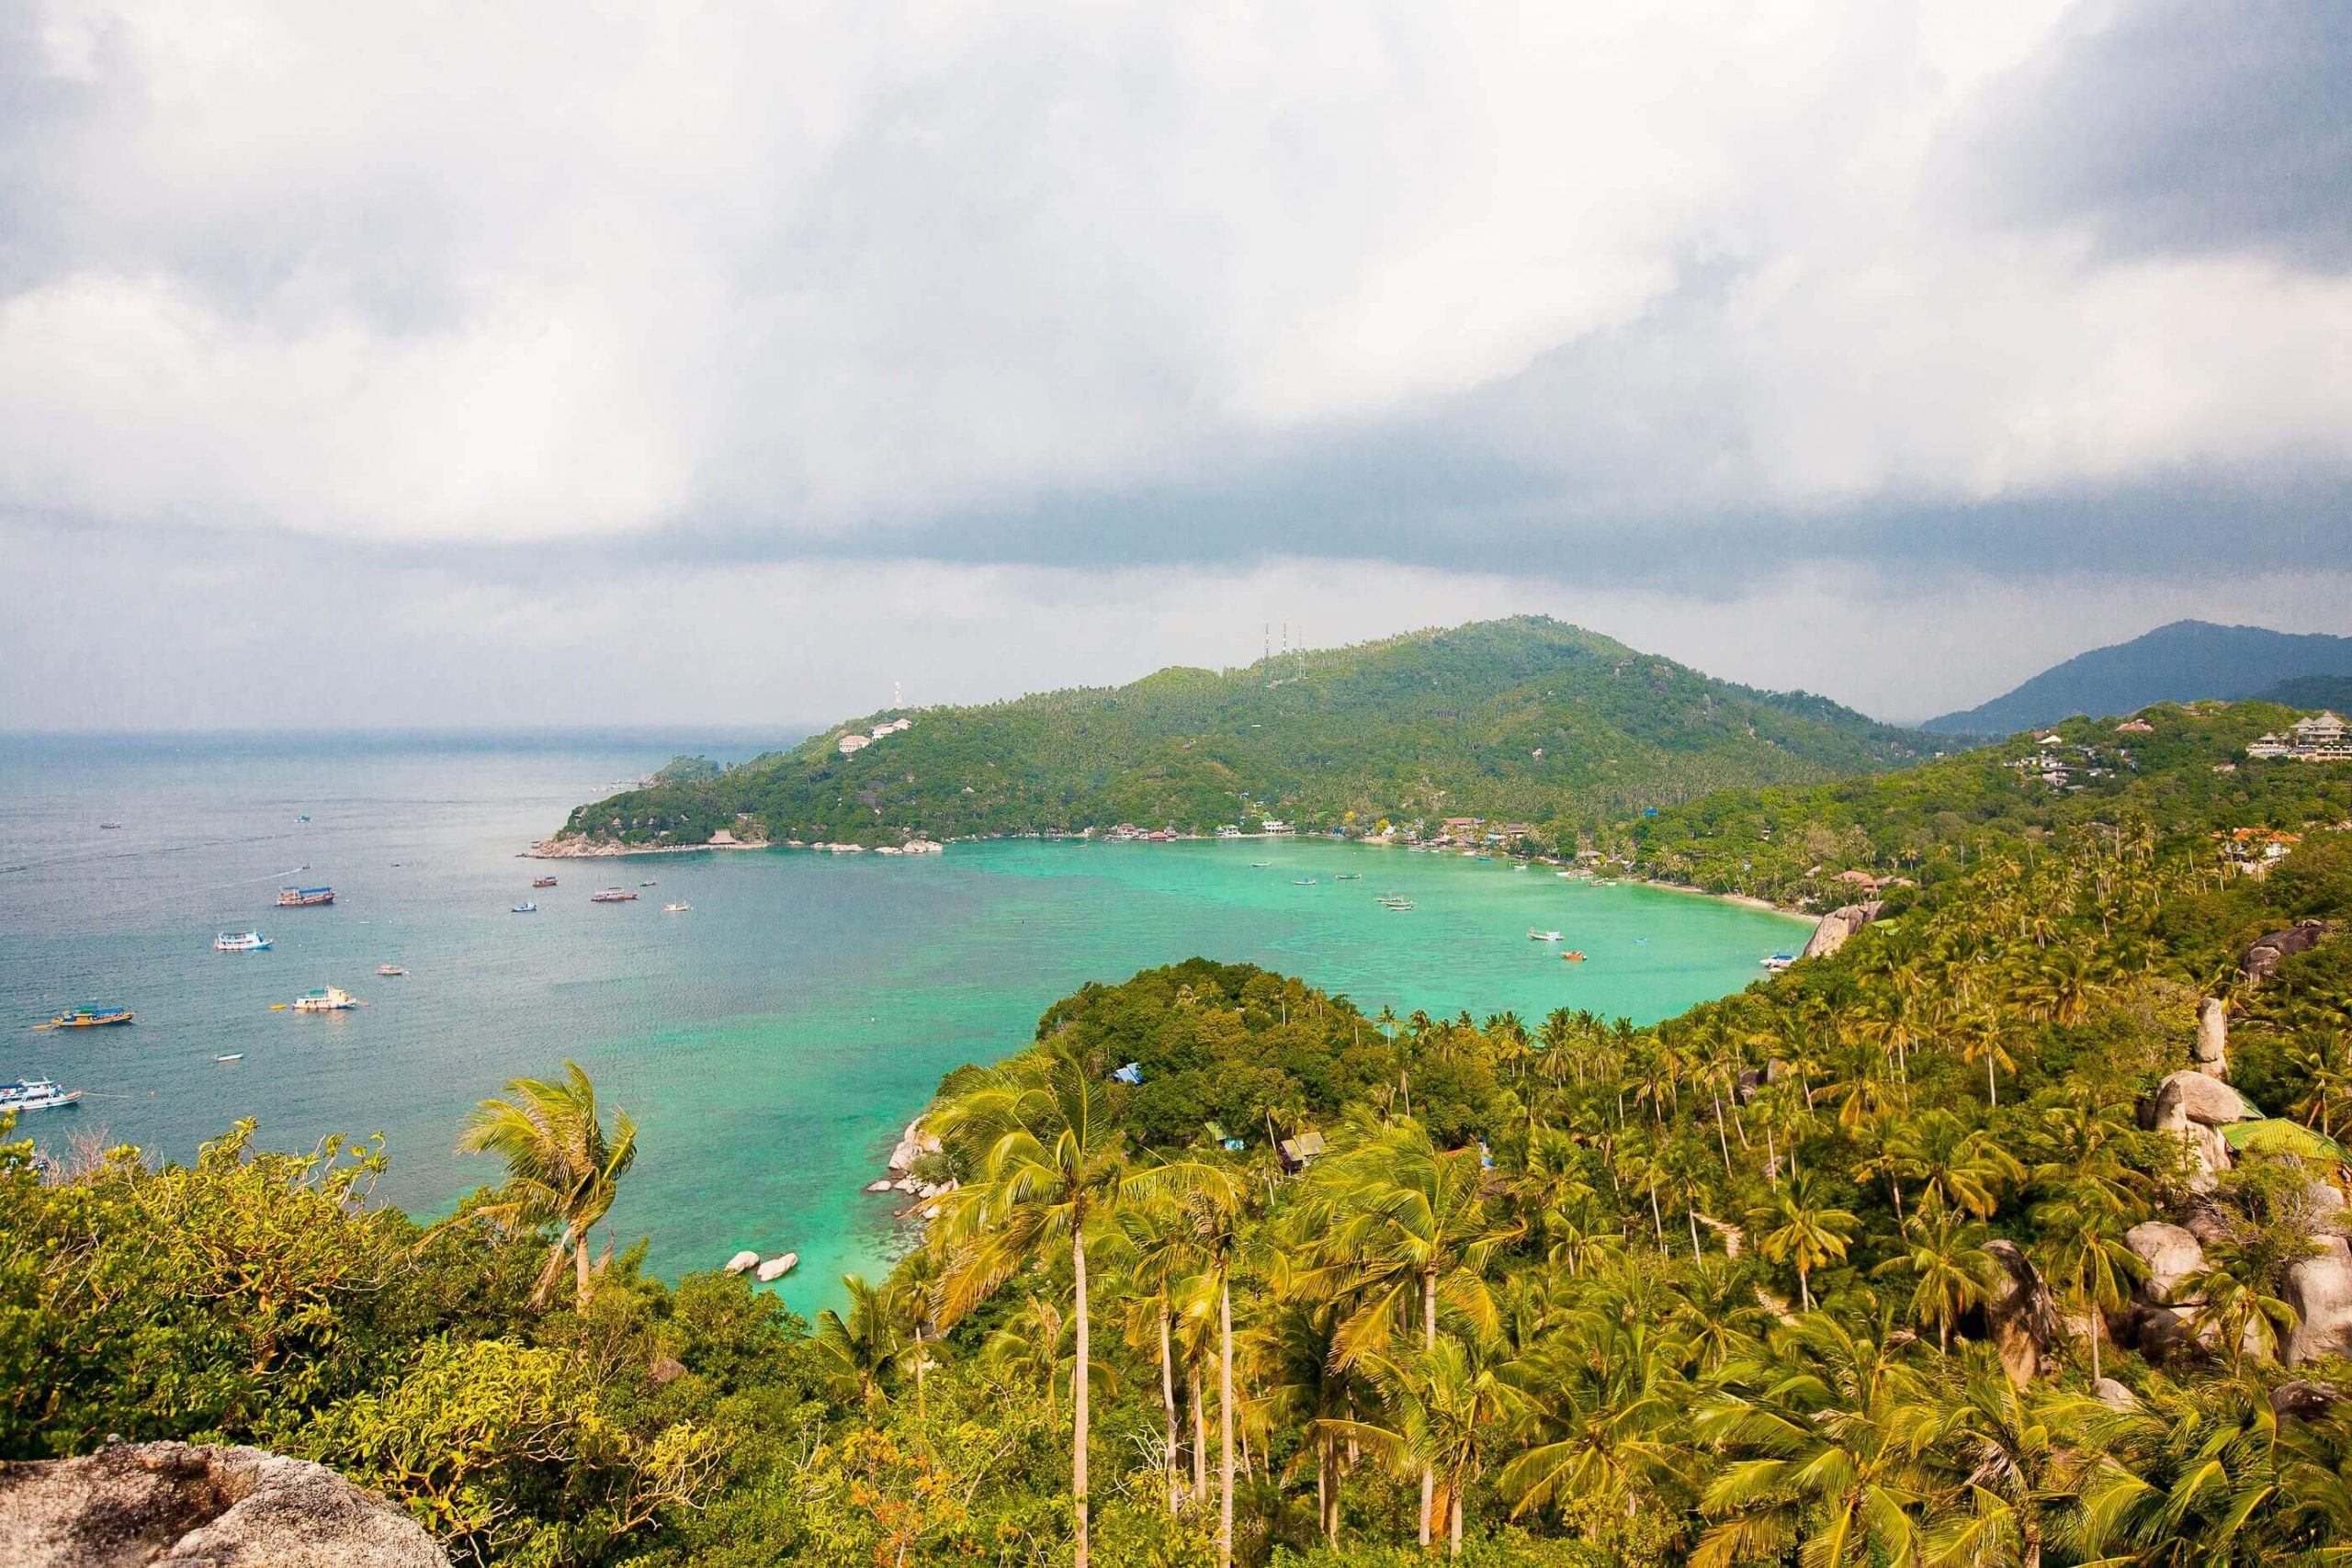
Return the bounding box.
[3,0,2349,729]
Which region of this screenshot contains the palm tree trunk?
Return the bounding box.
[574,1228,594,1306]
[1159,1303,1179,1513]
[1192,1365,1206,1504]
[1073,1227,1091,1568]
[1419,1269,1436,1549]
[1449,1485,1464,1555]
[1219,1276,1235,1568]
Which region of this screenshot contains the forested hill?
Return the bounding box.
[555,616,1941,848]
[1924,619,2352,735]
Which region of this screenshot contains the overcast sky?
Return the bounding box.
[5,0,2349,728]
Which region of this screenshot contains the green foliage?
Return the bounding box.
[558,616,1939,848]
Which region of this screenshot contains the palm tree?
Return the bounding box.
[456,1059,637,1307]
[930,1046,1194,1568]
[1113,1194,1208,1512]
[1753,1170,1858,1312]
[812,1272,912,1411]
[1928,1348,2077,1568]
[2030,1190,2143,1382]
[1388,1330,1527,1554]
[1299,1113,1525,1548]
[1871,1190,1993,1353]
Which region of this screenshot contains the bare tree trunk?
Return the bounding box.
[1219,1277,1235,1568]
[1192,1365,1206,1505]
[1419,1270,1436,1548]
[1159,1304,1179,1514]
[1073,1227,1091,1568]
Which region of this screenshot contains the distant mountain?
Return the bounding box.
[2254,674,2352,713]
[1923,620,2352,735]
[554,616,1944,848]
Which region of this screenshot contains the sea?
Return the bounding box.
[0,732,1811,1316]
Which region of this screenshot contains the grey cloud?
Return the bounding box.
[1952,0,2352,268]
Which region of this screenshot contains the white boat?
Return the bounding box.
[511,900,537,913]
[0,1078,82,1111]
[376,964,407,976]
[1294,877,1317,886]
[663,902,691,913]
[1528,929,1563,942]
[1761,953,1797,974]
[639,879,658,887]
[214,931,271,953]
[290,987,359,1012]
[591,888,638,903]
[215,1053,243,1063]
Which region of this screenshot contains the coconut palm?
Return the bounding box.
[1385,1329,1528,1554]
[1871,1190,1994,1353]
[1753,1170,1859,1312]
[812,1271,910,1410]
[2030,1190,2143,1382]
[456,1059,637,1307]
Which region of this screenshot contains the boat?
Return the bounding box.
[591,888,639,903]
[1250,862,1272,868]
[290,987,359,1012]
[376,964,407,977]
[1528,929,1563,942]
[277,886,334,907]
[511,901,537,913]
[533,876,558,888]
[663,902,691,913]
[1761,953,1797,974]
[1334,873,1362,881]
[44,1006,134,1029]
[0,1078,82,1111]
[1294,877,1317,886]
[1561,951,1587,962]
[98,821,123,830]
[215,1053,243,1063]
[296,814,311,822]
[214,931,272,953]
[639,879,658,887]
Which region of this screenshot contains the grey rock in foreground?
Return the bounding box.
[0,1440,446,1568]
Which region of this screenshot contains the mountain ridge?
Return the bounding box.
[1923,619,2352,735]
[554,615,1947,849]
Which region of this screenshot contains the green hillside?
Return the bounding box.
[1924,619,2352,734]
[553,616,1943,848]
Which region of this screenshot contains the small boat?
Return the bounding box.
[290,987,359,1012]
[663,902,691,913]
[1334,873,1363,881]
[277,886,335,907]
[1761,953,1796,974]
[639,879,658,887]
[1381,898,1415,911]
[0,1078,82,1111]
[533,876,558,888]
[1294,877,1317,886]
[511,901,538,913]
[214,931,272,953]
[1528,929,1563,942]
[1561,951,1587,962]
[45,1006,134,1029]
[296,814,311,822]
[98,821,124,830]
[215,1053,243,1063]
[376,964,407,977]
[591,888,639,903]
[1250,862,1272,868]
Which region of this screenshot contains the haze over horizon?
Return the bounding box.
[6,0,2351,729]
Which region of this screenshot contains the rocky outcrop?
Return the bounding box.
[887,1118,941,1175]
[1983,1240,2060,1386]
[2245,920,2335,986]
[1801,901,1884,961]
[0,1440,446,1568]
[2127,1222,2206,1305]
[2193,998,2229,1079]
[721,1250,760,1276]
[2092,1376,2139,1411]
[2287,1235,2352,1366]
[755,1252,799,1283]
[2142,1072,2260,1191]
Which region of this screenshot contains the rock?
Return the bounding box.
[1801,901,1884,961]
[1983,1240,2060,1387]
[721,1250,760,1276]
[1733,1067,1764,1105]
[886,1118,942,1175]
[2273,1380,2351,1422]
[2147,1071,2258,1130]
[2126,1222,2206,1305]
[0,1440,447,1568]
[2182,1201,2232,1246]
[864,1179,895,1193]
[2287,1235,2352,1366]
[2126,1302,2194,1364]
[2193,997,2229,1079]
[2092,1376,2139,1411]
[2246,920,2335,986]
[755,1252,798,1283]
[2306,1181,2348,1234]
[647,1356,686,1388]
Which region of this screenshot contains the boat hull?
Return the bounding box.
[51,1011,134,1028]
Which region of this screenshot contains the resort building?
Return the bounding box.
[837,733,872,755]
[2247,712,2351,761]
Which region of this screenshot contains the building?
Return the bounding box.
[836,733,872,756]
[2248,712,2350,761]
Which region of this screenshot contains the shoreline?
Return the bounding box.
[1629,875,1814,922]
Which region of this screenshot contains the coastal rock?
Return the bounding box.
[2194,998,2230,1079]
[722,1250,760,1276]
[2287,1236,2352,1366]
[0,1440,447,1568]
[1983,1239,2060,1387]
[2126,1222,2206,1305]
[1800,901,1884,962]
[755,1252,798,1283]
[2246,920,2335,986]
[864,1179,895,1193]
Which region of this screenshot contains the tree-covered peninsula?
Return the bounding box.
[13,699,2352,1565]
[549,617,1941,851]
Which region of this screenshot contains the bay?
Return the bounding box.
[0,733,1809,1315]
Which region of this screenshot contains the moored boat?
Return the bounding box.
[1528,929,1563,942]
[511,900,538,913]
[591,888,639,903]
[277,886,334,907]
[376,964,407,976]
[45,1005,134,1029]
[215,931,272,953]
[215,1053,243,1063]
[290,987,359,1012]
[533,876,558,888]
[663,902,691,913]
[0,1078,82,1111]
[1294,877,1317,886]
[1561,951,1587,962]
[1761,953,1796,974]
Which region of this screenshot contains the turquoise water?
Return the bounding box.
[0,735,1807,1315]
